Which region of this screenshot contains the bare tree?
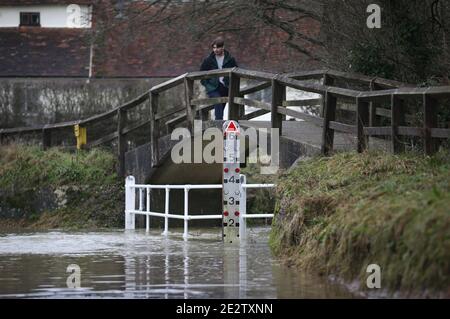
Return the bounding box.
[91,0,326,64]
[90,0,449,83]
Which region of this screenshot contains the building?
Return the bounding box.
[0,1,321,126]
[0,0,321,78]
[0,0,93,77]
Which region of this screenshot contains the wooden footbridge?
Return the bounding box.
[1,68,449,183]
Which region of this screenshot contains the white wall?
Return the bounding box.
[0,5,92,28]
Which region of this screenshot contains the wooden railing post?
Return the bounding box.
[237,81,245,120]
[278,79,287,122]
[369,81,379,127]
[117,108,127,176]
[423,94,438,155]
[321,91,337,155]
[228,70,241,121]
[42,128,52,150]
[200,105,211,121]
[271,78,284,136]
[356,98,370,153]
[150,92,160,167]
[391,95,405,154]
[320,74,334,118]
[184,77,195,133]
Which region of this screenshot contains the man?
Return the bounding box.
[200,37,238,120]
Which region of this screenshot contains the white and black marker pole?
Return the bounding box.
[222,120,241,244]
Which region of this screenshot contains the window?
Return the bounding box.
[20,12,41,27]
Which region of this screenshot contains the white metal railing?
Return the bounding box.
[124,175,275,240]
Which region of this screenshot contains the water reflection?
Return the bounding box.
[0,228,355,298]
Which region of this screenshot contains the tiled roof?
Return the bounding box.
[0,28,91,77]
[0,1,93,5]
[0,2,321,77]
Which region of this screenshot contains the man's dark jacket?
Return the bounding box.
[200,50,237,93]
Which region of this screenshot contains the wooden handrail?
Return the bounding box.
[325,70,411,89]
[2,68,447,137]
[233,97,271,111]
[0,120,81,134]
[233,68,277,81]
[431,128,450,138]
[1,125,45,134]
[155,106,185,121]
[286,69,411,89]
[81,91,150,125]
[283,99,321,107]
[285,69,328,80]
[190,97,229,106]
[240,81,271,95]
[151,73,187,94]
[2,67,450,166]
[357,86,450,101]
[242,109,270,121]
[186,68,233,80]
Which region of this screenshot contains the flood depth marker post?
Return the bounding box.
[222,120,241,244]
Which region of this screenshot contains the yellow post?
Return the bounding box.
[74,124,87,150]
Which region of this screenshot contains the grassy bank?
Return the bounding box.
[270,151,450,297]
[241,163,277,219]
[0,144,124,230]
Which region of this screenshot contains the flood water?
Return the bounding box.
[0,227,356,298]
